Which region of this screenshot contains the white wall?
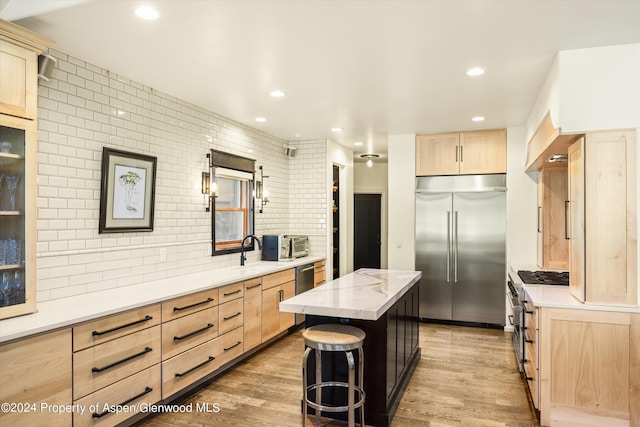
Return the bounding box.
[354,162,388,268]
[35,49,325,302]
[327,140,354,276]
[387,134,416,270]
[525,56,560,142]
[506,127,538,268]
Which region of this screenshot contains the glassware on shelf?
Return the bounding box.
[1,272,10,307]
[5,175,19,211]
[0,141,11,153]
[0,173,3,210]
[14,270,24,305]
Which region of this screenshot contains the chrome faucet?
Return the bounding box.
[240,234,262,266]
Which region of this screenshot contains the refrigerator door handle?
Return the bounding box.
[447,211,451,282]
[454,211,459,283]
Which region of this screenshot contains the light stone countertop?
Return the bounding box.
[279,268,422,321]
[0,257,323,343]
[509,265,639,313]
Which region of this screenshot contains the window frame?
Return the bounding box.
[209,149,256,257]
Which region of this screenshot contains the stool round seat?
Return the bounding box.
[302,323,366,427]
[303,324,366,351]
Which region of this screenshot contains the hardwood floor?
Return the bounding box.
[137,323,539,427]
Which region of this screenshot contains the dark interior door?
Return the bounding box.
[354,193,381,269]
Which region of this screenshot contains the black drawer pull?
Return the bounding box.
[224,341,242,351]
[92,315,153,336]
[223,289,242,297]
[92,386,153,418]
[246,283,262,290]
[223,312,242,321]
[174,323,214,341]
[175,356,215,377]
[526,377,534,382]
[173,297,214,312]
[525,310,534,315]
[92,347,152,373]
[525,338,534,344]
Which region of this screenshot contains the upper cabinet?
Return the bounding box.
[0,21,52,320]
[0,20,52,119]
[537,165,569,270]
[567,130,637,306]
[416,129,506,176]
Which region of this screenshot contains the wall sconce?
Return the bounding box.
[284,145,297,158]
[361,153,379,168]
[256,166,269,213]
[202,153,217,212]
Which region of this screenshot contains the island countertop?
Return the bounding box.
[279,268,422,321]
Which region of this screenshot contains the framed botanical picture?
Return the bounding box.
[99,147,157,233]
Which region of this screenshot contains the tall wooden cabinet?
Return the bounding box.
[0,20,52,320]
[416,129,507,176]
[567,130,637,305]
[536,166,569,269]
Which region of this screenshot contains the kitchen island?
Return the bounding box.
[279,268,422,426]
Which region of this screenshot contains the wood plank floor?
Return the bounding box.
[137,323,540,427]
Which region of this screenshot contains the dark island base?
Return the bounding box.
[304,281,420,426]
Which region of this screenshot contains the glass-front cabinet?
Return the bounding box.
[0,115,36,319]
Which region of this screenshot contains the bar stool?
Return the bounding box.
[302,323,366,427]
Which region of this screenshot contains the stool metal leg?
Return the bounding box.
[302,347,312,427]
[315,349,322,426]
[358,346,365,427]
[345,350,355,427]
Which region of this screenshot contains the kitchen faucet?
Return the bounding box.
[240,234,262,266]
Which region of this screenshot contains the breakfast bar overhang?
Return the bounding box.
[280,269,422,426]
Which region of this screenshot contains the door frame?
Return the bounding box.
[354,190,387,269]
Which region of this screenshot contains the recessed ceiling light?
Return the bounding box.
[354,141,363,146]
[255,117,267,123]
[135,5,160,20]
[331,127,343,132]
[466,67,485,77]
[270,90,285,97]
[472,116,485,122]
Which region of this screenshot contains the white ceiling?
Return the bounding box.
[3,0,640,162]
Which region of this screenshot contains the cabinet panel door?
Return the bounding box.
[0,329,72,427]
[459,129,506,174]
[568,138,585,302]
[0,41,37,119]
[279,281,295,332]
[243,279,262,350]
[261,286,280,342]
[584,130,637,305]
[416,133,459,176]
[539,167,569,269]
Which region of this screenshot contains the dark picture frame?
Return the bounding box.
[99,147,157,233]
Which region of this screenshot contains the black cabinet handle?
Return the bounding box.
[92,347,152,373]
[526,377,534,382]
[224,341,242,351]
[223,289,242,297]
[173,297,214,312]
[175,356,215,377]
[223,312,242,321]
[246,283,262,290]
[92,315,153,336]
[173,323,214,341]
[525,310,534,315]
[92,386,153,418]
[525,338,534,344]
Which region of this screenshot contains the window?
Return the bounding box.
[208,150,256,256]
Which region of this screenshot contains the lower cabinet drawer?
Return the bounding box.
[162,306,220,360]
[162,326,244,399]
[219,298,243,335]
[73,326,161,400]
[523,356,538,409]
[74,365,161,427]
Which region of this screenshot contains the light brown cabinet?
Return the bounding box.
[314,260,326,287]
[522,300,539,409]
[538,308,638,426]
[536,166,569,269]
[262,269,295,342]
[0,329,72,427]
[243,277,263,351]
[0,21,51,320]
[567,130,637,305]
[416,129,506,176]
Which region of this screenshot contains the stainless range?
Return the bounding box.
[507,269,569,372]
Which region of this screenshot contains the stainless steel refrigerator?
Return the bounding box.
[415,174,506,325]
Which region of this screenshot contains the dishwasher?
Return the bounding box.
[295,263,315,325]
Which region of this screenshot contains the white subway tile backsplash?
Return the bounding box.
[35,48,329,302]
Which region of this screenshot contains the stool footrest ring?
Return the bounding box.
[305,382,366,413]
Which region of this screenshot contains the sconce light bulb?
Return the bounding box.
[367,159,373,168]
